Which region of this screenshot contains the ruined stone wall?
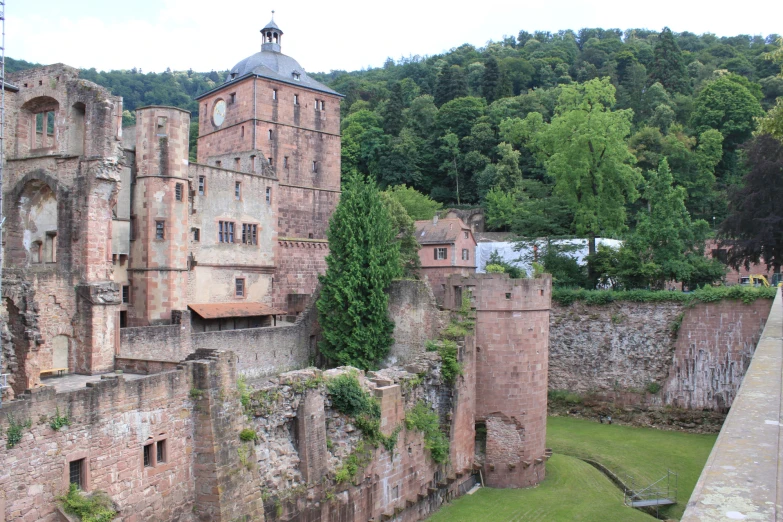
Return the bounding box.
[548,298,773,411]
[119,321,191,361]
[445,274,551,489]
[420,266,474,306]
[191,289,320,378]
[385,280,447,366]
[0,350,263,522]
[244,360,476,522]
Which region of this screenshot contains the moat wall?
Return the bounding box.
[549,298,772,411]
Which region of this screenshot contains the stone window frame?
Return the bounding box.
[198,176,207,196]
[312,160,318,173]
[241,223,258,246]
[294,94,299,106]
[31,109,57,151]
[273,88,278,101]
[175,182,183,202]
[265,187,272,205]
[192,228,200,242]
[434,247,447,260]
[63,450,91,492]
[155,220,165,240]
[283,156,289,169]
[235,181,242,201]
[218,220,236,243]
[235,277,246,298]
[142,434,169,473]
[462,248,470,261]
[122,285,131,304]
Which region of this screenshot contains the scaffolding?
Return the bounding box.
[0,0,8,405]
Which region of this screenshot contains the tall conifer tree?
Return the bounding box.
[317,173,401,369]
[649,27,690,94]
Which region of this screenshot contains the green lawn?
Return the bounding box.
[428,454,655,522]
[427,417,717,522]
[546,416,717,520]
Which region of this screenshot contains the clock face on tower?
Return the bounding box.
[212,99,226,127]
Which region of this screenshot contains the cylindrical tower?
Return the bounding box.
[447,273,551,488]
[128,106,191,325]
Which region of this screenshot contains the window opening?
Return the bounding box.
[273,89,277,100]
[235,182,241,200]
[250,155,256,170]
[234,158,240,170]
[265,187,272,205]
[229,92,236,104]
[192,228,200,241]
[155,221,165,240]
[312,161,318,173]
[219,221,235,243]
[69,459,84,488]
[268,129,273,140]
[175,183,183,201]
[283,156,289,168]
[268,157,273,166]
[215,160,222,167]
[156,440,166,463]
[235,278,245,297]
[242,224,258,245]
[143,444,153,467]
[435,248,447,260]
[198,176,206,195]
[122,285,130,304]
[462,249,470,261]
[294,94,299,105]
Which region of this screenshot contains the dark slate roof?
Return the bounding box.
[414,218,472,245]
[197,50,341,100]
[262,18,282,32]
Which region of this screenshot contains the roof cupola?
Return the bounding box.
[261,11,283,53]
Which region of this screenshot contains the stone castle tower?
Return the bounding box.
[128,106,191,324]
[195,14,343,311]
[446,273,552,488]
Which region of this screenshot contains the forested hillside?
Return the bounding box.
[9,27,783,288]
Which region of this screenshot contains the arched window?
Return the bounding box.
[17,180,58,266]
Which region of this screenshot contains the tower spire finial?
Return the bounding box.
[271,10,275,20]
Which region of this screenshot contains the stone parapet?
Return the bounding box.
[682,288,782,521]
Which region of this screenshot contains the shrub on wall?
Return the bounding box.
[405,402,450,464]
[58,484,116,522]
[552,285,776,306]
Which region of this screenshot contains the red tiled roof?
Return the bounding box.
[188,302,284,319]
[414,218,473,244]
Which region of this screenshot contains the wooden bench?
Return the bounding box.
[40,368,68,378]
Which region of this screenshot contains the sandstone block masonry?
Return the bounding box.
[548,298,773,411]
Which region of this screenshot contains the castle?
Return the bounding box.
[0,15,553,521]
[2,16,341,394]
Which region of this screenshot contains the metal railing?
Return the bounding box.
[623,469,678,509]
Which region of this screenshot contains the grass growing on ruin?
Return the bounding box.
[427,454,655,522]
[58,484,116,522]
[405,402,450,464]
[546,416,717,520]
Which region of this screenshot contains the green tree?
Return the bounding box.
[649,27,690,94]
[625,159,714,288]
[691,76,764,151]
[380,192,421,278]
[483,56,501,103]
[317,173,401,369]
[528,78,642,261]
[435,65,467,107]
[719,134,783,276]
[383,82,405,136]
[384,185,443,220]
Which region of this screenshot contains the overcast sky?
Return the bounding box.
[10,0,783,74]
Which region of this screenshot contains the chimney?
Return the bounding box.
[433,215,438,225]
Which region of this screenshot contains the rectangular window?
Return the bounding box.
[321,101,326,111]
[143,444,152,467]
[312,161,318,173]
[156,440,166,464]
[283,156,289,168]
[235,278,245,297]
[268,129,273,140]
[241,125,245,138]
[435,248,447,260]
[45,232,57,263]
[235,182,241,200]
[122,285,130,304]
[464,231,469,239]
[265,187,272,205]
[234,158,240,170]
[229,92,236,104]
[250,155,256,170]
[155,221,165,240]
[268,157,273,166]
[294,94,299,105]
[198,176,206,195]
[69,459,84,489]
[175,183,183,201]
[462,249,470,261]
[242,224,258,245]
[219,221,235,243]
[315,99,320,111]
[192,228,200,242]
[273,89,277,100]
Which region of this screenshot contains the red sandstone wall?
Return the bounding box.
[664,299,772,411]
[274,240,328,312]
[446,274,551,489]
